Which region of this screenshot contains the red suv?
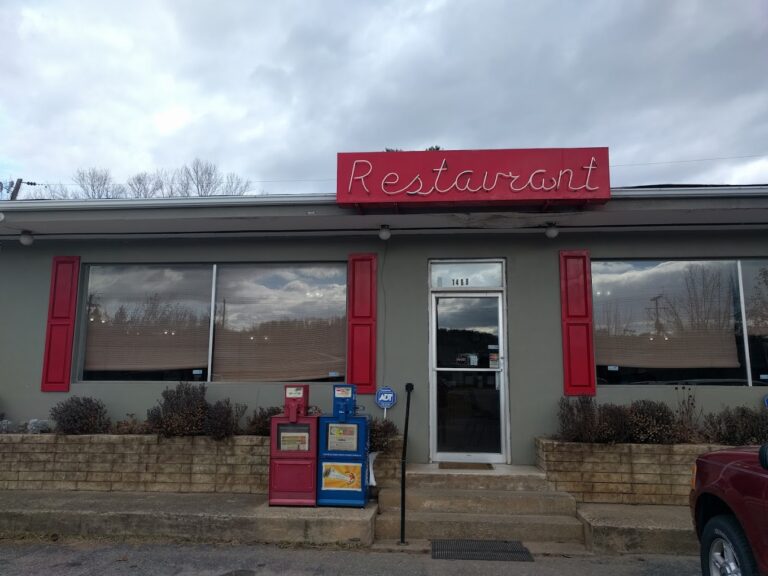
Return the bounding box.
[691,445,768,576]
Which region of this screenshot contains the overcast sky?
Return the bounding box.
[1,0,766,196]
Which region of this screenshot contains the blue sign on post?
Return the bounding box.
[376,387,397,410]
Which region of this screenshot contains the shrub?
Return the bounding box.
[50,396,111,434]
[674,387,704,443]
[627,400,678,444]
[245,406,282,436]
[112,413,150,434]
[595,403,631,444]
[557,396,598,442]
[702,406,768,445]
[147,382,209,437]
[205,399,247,440]
[369,417,399,454]
[556,394,768,446]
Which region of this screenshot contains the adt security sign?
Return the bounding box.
[375,387,397,410]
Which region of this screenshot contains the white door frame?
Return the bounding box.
[428,284,509,464]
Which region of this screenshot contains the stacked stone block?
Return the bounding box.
[0,435,269,493]
[371,437,403,484]
[536,437,729,505]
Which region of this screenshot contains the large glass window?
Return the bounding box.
[212,264,346,382]
[742,261,768,385]
[592,260,748,386]
[83,265,213,381]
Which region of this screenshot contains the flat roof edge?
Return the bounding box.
[611,185,768,198]
[0,186,767,212]
[0,194,340,211]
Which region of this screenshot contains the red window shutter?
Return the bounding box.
[347,253,377,394]
[559,250,596,396]
[41,256,81,392]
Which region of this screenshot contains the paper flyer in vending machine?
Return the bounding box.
[321,462,362,491]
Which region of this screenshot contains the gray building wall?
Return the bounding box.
[0,229,766,465]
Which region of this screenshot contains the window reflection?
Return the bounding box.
[742,261,768,384]
[213,264,346,382]
[83,265,212,381]
[437,371,501,453]
[592,260,748,385]
[436,297,499,369]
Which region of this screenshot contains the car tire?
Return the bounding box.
[700,514,759,576]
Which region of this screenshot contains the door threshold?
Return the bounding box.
[438,462,494,470]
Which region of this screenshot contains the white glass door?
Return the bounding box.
[430,292,506,463]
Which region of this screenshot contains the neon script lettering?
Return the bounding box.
[347,157,600,197]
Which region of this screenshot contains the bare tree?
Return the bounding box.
[183,158,223,197]
[222,172,250,196]
[126,171,165,199]
[22,182,73,200]
[385,146,442,152]
[660,265,735,334]
[748,267,768,333]
[18,160,251,200]
[74,168,125,199]
[173,159,250,196]
[595,300,635,336]
[165,169,192,198]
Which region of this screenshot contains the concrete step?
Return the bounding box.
[0,490,376,546]
[374,510,585,543]
[395,463,550,491]
[378,487,577,516]
[577,504,697,555]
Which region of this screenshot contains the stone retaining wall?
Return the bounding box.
[0,434,403,494]
[370,437,403,484]
[0,435,268,493]
[536,437,729,505]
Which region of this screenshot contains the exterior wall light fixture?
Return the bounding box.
[544,224,559,239]
[378,225,391,241]
[19,231,34,246]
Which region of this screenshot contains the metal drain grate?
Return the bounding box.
[431,539,534,562]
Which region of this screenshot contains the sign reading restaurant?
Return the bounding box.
[337,147,610,205]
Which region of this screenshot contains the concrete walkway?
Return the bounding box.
[0,490,697,555]
[0,491,376,546]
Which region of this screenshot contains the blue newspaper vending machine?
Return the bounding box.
[317,384,368,507]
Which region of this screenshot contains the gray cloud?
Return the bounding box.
[1,0,766,193]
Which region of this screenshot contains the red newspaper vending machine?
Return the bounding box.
[268,384,318,506]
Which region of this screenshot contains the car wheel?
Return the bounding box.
[701,515,759,576]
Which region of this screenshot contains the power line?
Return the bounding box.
[15,152,768,188]
[612,153,767,168]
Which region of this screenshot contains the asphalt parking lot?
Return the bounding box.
[0,541,701,576]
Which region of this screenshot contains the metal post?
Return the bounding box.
[399,382,414,545]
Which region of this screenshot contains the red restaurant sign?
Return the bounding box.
[337,147,610,206]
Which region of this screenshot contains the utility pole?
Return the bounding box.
[10,179,22,200]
